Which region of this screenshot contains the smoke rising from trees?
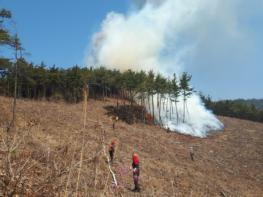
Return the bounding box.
[85,0,234,136]
[86,0,263,99]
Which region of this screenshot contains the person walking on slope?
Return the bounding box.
[108,140,116,163]
[112,116,119,130]
[112,116,116,130]
[131,153,140,192]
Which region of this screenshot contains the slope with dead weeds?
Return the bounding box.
[0,96,262,197]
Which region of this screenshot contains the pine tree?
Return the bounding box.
[179,72,194,123]
[170,73,180,124]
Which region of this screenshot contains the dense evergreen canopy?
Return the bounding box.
[200,94,263,123]
[0,58,192,103]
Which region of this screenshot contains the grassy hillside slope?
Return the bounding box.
[0,96,262,197]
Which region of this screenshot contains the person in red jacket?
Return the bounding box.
[131,153,140,192]
[108,140,116,163]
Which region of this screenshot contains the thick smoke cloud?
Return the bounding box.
[84,0,262,136]
[87,0,203,72]
[144,94,224,137]
[86,0,258,75]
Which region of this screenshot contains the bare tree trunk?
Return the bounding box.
[159,94,160,123]
[171,100,174,114]
[165,97,168,119]
[163,98,165,111]
[147,94,151,115]
[142,97,146,123]
[175,102,179,124]
[151,94,155,124]
[102,83,105,101]
[185,100,189,122]
[7,80,10,96]
[183,94,186,123]
[43,85,46,100]
[169,99,173,120]
[8,36,19,132]
[105,85,107,98]
[158,94,161,124]
[117,96,119,110]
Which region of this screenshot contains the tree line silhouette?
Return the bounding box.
[200,94,263,123]
[0,57,194,122]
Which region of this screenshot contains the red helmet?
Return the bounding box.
[132,153,139,165]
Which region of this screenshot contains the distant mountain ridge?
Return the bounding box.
[233,99,263,110]
[200,95,263,123]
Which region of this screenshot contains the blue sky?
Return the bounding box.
[1,0,129,67]
[1,0,262,99]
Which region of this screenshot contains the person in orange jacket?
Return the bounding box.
[108,140,116,163]
[131,153,140,192]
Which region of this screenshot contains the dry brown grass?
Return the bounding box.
[0,96,262,197]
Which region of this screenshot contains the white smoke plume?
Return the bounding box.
[86,0,247,73]
[87,0,200,72]
[85,0,227,137]
[144,94,223,137]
